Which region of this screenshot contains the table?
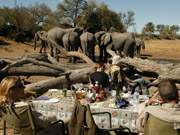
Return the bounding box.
[31,90,147,133]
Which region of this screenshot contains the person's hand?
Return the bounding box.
[147,91,163,106]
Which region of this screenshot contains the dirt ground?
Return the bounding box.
[0,36,180,134]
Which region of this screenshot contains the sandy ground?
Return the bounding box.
[0,36,180,134]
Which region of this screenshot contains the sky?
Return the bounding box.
[1,0,180,33]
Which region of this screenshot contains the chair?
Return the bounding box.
[143,112,180,135]
[68,99,131,135]
[1,102,65,135]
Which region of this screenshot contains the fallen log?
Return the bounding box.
[120,57,180,85]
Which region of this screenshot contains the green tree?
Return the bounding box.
[142,22,155,34]
[156,24,165,35]
[170,25,180,35]
[57,0,87,27]
[27,3,51,34]
[8,5,29,40]
[76,1,124,33]
[0,6,12,36]
[119,11,136,32]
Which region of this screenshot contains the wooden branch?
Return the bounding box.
[25,67,93,95]
[1,58,68,75]
[106,49,117,57]
[121,57,180,84]
[66,51,94,64]
[7,65,63,76]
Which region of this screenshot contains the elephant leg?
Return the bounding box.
[106,44,113,59]
[44,46,46,53]
[128,44,135,58]
[123,45,129,57]
[48,43,54,57]
[39,46,43,53]
[137,46,141,57]
[43,41,46,53]
[99,46,104,61]
[91,50,96,62]
[55,48,60,62]
[67,46,72,63]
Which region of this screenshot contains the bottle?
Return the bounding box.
[88,84,93,94]
[116,82,121,101]
[94,81,99,93]
[133,89,139,111]
[99,91,104,101]
[99,85,104,92]
[92,92,96,102]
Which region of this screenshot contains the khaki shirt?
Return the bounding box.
[136,103,180,132]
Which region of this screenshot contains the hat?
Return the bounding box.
[112,55,122,65]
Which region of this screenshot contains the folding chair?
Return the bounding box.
[1,102,65,135]
[144,112,180,135]
[68,99,131,135]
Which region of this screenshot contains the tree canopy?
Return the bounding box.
[0,0,180,41]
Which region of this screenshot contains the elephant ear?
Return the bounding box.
[101,33,111,46]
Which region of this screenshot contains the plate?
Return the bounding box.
[48,89,58,92]
[121,93,131,99]
[48,98,59,103]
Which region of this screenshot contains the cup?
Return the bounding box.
[76,91,83,99]
[62,84,67,97]
[142,87,147,95]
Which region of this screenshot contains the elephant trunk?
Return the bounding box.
[142,41,145,49]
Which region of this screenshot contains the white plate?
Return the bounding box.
[48,89,58,92]
[47,98,59,103]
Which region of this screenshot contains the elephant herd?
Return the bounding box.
[34,27,145,63]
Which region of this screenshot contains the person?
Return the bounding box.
[0,76,67,135]
[89,63,110,88]
[136,80,180,133]
[107,55,148,93]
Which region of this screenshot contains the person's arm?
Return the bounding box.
[146,91,163,106]
[136,91,163,132]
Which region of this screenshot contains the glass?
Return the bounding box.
[76,91,83,99]
[142,87,148,95]
[62,84,67,97]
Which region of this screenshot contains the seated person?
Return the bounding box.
[89,63,110,89]
[136,79,180,133]
[107,55,148,93]
[0,76,68,135]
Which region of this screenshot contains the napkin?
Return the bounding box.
[33,97,50,100]
[115,98,132,109]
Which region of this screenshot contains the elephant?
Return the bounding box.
[95,31,136,61]
[62,31,81,63]
[80,32,96,61]
[46,27,83,61]
[34,31,47,53]
[135,38,145,57]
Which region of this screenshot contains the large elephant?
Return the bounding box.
[135,38,145,57]
[95,31,136,61]
[46,27,83,60]
[62,31,81,63]
[80,32,96,61]
[34,31,47,53]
